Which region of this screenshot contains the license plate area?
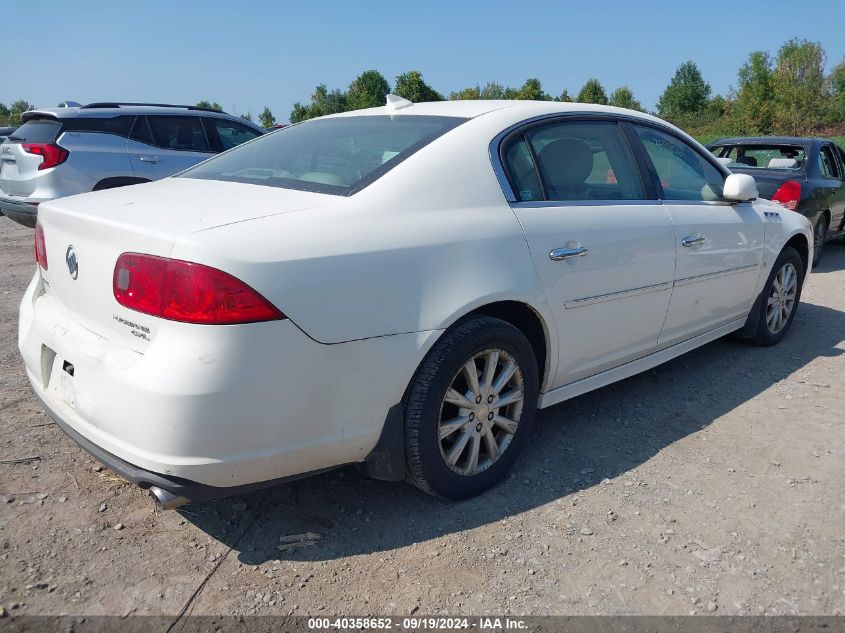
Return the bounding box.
[42,344,76,408]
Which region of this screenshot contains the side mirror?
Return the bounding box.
[723,173,758,202]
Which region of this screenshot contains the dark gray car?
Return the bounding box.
[708,137,845,266]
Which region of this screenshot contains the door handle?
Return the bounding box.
[681,235,706,247]
[138,155,161,163]
[549,246,589,261]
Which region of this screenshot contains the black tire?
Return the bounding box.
[746,246,804,346]
[812,214,828,268]
[404,316,539,499]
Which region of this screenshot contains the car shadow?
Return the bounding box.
[182,301,845,565]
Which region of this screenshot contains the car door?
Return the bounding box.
[628,124,765,348]
[817,143,845,235]
[501,118,676,387]
[127,115,214,181]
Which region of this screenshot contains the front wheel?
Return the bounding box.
[404,316,539,499]
[746,246,804,346]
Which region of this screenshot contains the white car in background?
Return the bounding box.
[19,97,812,508]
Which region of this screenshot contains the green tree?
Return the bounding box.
[608,86,642,110]
[196,100,223,112]
[577,79,609,105]
[733,51,775,133]
[450,86,481,100]
[513,78,549,100]
[8,100,35,126]
[0,103,9,125]
[348,70,390,110]
[290,102,310,124]
[657,61,711,119]
[554,89,573,103]
[479,81,508,99]
[259,106,276,128]
[393,71,443,102]
[826,58,845,124]
[771,39,826,134]
[240,112,253,121]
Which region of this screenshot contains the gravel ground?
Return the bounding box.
[0,215,843,619]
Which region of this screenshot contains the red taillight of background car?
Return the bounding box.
[771,180,801,211]
[35,221,48,270]
[113,253,285,325]
[21,143,69,171]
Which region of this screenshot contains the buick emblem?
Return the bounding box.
[65,245,78,280]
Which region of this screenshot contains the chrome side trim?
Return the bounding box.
[513,199,662,209]
[674,264,758,287]
[538,318,746,409]
[564,281,672,309]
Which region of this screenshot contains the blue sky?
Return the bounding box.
[3,1,844,121]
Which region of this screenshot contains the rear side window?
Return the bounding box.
[503,120,644,202]
[819,145,842,178]
[716,144,806,170]
[205,118,262,151]
[147,116,210,152]
[180,115,466,196]
[8,119,62,143]
[63,116,134,138]
[634,126,725,201]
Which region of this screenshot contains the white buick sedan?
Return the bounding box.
[19,97,812,507]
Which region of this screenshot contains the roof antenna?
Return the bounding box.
[385,94,413,111]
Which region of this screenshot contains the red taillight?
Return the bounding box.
[771,180,801,211]
[113,253,285,325]
[35,221,48,270]
[21,143,69,170]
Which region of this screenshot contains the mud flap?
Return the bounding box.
[358,403,406,481]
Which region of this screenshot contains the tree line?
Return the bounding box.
[2,38,844,141]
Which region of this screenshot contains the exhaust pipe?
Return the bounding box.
[148,486,190,510]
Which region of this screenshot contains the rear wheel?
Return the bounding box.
[812,214,828,267]
[404,316,539,499]
[746,246,804,346]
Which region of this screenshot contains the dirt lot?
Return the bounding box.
[1,215,844,619]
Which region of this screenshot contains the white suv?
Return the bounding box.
[0,102,264,227]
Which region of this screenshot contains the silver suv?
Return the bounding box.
[0,102,264,227]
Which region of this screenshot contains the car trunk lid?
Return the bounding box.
[36,178,336,352]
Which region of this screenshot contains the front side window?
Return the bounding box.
[819,145,842,179]
[503,120,644,202]
[147,116,209,152]
[180,115,465,196]
[206,118,262,151]
[634,126,725,201]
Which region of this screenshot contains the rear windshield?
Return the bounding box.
[8,118,62,143]
[712,144,806,171]
[179,115,466,195]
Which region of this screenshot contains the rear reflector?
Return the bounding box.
[771,180,801,211]
[35,221,48,270]
[21,143,69,171]
[113,253,285,325]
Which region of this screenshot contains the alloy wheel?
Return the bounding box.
[437,349,524,476]
[766,262,798,334]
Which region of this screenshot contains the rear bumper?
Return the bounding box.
[18,273,432,496]
[34,388,336,502]
[0,195,40,227]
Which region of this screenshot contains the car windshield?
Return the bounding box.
[712,144,806,171]
[180,115,466,196]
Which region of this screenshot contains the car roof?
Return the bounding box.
[324,99,667,122]
[709,136,820,147]
[21,104,263,129]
